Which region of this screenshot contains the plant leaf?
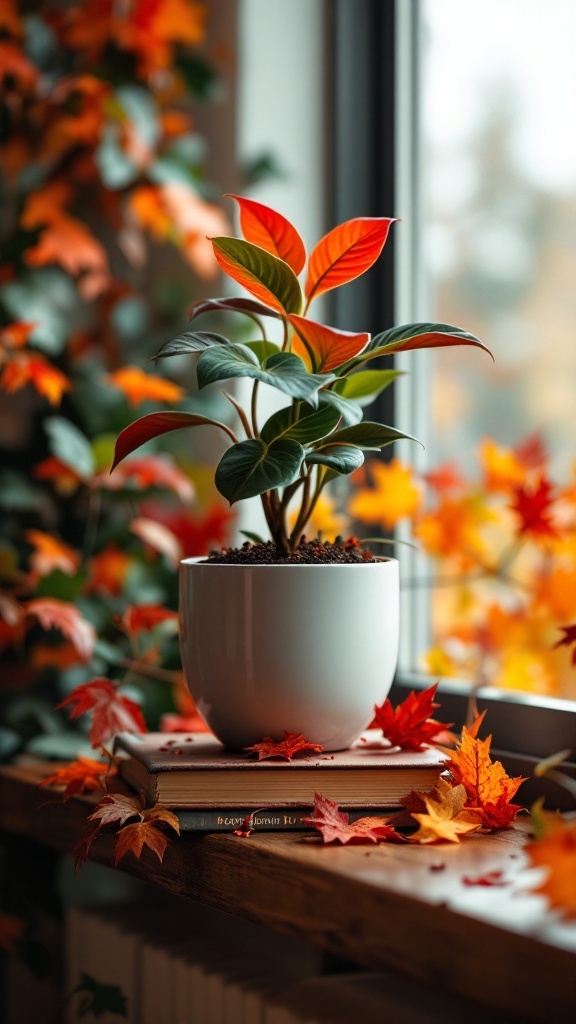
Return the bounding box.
[150,331,232,361]
[45,416,95,481]
[260,404,340,445]
[305,217,396,303]
[288,314,369,372]
[215,438,305,503]
[197,346,334,407]
[211,237,302,314]
[336,368,403,405]
[112,412,235,470]
[305,445,365,475]
[188,295,282,323]
[239,530,266,545]
[326,422,421,449]
[361,322,493,361]
[318,390,363,425]
[228,194,306,275]
[244,339,280,363]
[56,678,147,747]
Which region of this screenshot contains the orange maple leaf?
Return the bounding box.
[121,604,178,635]
[113,805,180,866]
[373,683,451,752]
[302,792,403,845]
[0,322,36,349]
[348,458,422,530]
[244,731,324,761]
[56,677,147,748]
[414,492,495,570]
[1,353,72,406]
[24,529,80,578]
[404,778,482,844]
[525,817,576,919]
[40,756,114,802]
[25,598,96,662]
[479,437,527,494]
[85,544,133,597]
[107,366,185,407]
[33,456,83,496]
[440,719,525,829]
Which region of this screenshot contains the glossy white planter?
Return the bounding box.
[179,557,399,751]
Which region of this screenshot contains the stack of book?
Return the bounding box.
[115,731,445,831]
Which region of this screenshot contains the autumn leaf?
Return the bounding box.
[85,544,133,597]
[302,792,402,845]
[33,456,83,496]
[440,719,525,829]
[423,461,465,495]
[107,366,185,407]
[373,683,451,752]
[98,454,194,503]
[348,458,422,530]
[461,870,509,887]
[25,213,109,294]
[0,322,35,349]
[57,677,147,748]
[305,217,396,304]
[40,757,113,802]
[25,529,80,578]
[113,804,180,866]
[479,437,527,494]
[1,353,72,406]
[525,816,576,918]
[510,477,558,539]
[24,598,96,662]
[121,604,178,635]
[73,792,145,870]
[553,624,576,665]
[288,314,369,373]
[228,194,307,276]
[130,516,183,568]
[244,731,324,761]
[406,779,482,844]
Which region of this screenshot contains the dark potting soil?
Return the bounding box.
[205,536,377,565]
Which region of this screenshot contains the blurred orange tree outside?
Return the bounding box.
[0,0,237,760]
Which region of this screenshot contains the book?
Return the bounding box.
[114,730,445,809]
[174,806,402,832]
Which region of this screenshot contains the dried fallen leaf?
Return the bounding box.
[373,682,451,752]
[525,816,576,918]
[40,756,114,802]
[244,731,324,761]
[57,677,147,748]
[439,719,525,829]
[302,792,403,845]
[406,779,482,844]
[113,805,180,866]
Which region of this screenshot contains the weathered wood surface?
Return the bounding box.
[1,763,575,1024]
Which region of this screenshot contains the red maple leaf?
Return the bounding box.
[302,792,403,845]
[244,731,324,761]
[113,806,180,866]
[462,870,509,887]
[439,719,525,830]
[554,624,576,665]
[57,677,147,748]
[373,683,451,752]
[73,792,144,870]
[509,477,558,538]
[40,756,114,801]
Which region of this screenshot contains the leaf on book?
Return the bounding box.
[40,756,114,801]
[113,805,180,866]
[461,870,509,887]
[439,717,525,829]
[525,816,576,919]
[373,683,451,752]
[244,731,324,761]
[405,779,482,845]
[302,792,403,845]
[56,676,147,748]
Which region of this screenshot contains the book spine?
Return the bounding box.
[175,808,394,832]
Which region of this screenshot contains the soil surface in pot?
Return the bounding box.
[206,536,377,565]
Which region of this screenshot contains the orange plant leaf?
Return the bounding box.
[302,792,402,845]
[440,720,525,829]
[525,817,576,918]
[0,40,37,90]
[121,604,178,635]
[406,779,482,844]
[57,677,147,748]
[244,731,323,761]
[287,314,369,372]
[40,756,113,802]
[373,683,451,752]
[85,543,133,597]
[25,213,109,284]
[228,194,306,276]
[211,236,302,315]
[1,353,72,406]
[510,477,558,539]
[0,322,36,349]
[98,454,194,503]
[24,529,80,578]
[305,217,395,304]
[107,366,185,407]
[25,598,96,662]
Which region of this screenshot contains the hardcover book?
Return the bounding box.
[114,731,445,809]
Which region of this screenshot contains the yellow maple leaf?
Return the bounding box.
[108,365,184,407]
[408,779,482,844]
[478,437,527,493]
[525,817,576,918]
[348,458,422,530]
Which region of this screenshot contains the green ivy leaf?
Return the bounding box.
[327,422,422,449]
[215,438,305,503]
[197,346,333,407]
[305,445,365,475]
[260,404,340,445]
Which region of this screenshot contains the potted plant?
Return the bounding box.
[112,195,490,750]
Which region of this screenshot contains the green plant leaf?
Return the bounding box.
[360,322,493,361]
[75,972,128,1019]
[335,369,403,405]
[318,390,363,425]
[150,331,232,361]
[245,339,280,363]
[45,417,95,481]
[188,296,282,323]
[211,237,303,314]
[239,530,267,545]
[112,411,236,469]
[260,404,340,445]
[197,346,333,407]
[215,438,305,503]
[327,422,422,449]
[305,445,365,475]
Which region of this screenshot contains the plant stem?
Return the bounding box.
[288,471,313,547]
[223,390,253,438]
[251,380,259,436]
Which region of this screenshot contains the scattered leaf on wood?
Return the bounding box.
[461,870,508,887]
[405,779,482,844]
[113,805,180,866]
[40,756,114,801]
[373,682,451,752]
[439,717,525,829]
[302,792,403,845]
[525,817,576,918]
[57,677,147,747]
[244,731,324,761]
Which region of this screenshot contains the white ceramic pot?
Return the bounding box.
[179,556,399,751]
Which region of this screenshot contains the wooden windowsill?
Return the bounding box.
[0,762,574,1024]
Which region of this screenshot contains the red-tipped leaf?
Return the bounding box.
[363,323,493,361]
[228,194,306,276]
[305,217,396,303]
[288,314,369,372]
[112,412,235,471]
[210,237,302,314]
